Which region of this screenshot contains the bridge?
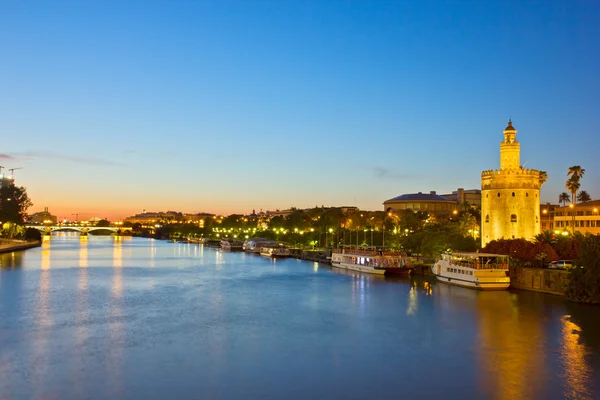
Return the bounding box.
[26,225,133,235]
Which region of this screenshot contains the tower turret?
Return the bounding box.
[499,120,520,170]
[481,120,543,246]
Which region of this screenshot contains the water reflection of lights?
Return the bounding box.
[473,290,547,400]
[407,285,417,316]
[351,274,367,311]
[113,240,123,268]
[79,238,88,268]
[149,239,156,267]
[560,315,592,399]
[313,262,319,272]
[0,251,23,268]
[41,240,51,270]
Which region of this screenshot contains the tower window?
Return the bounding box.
[512,192,515,197]
[497,193,501,197]
[511,214,517,223]
[485,215,489,223]
[536,216,539,223]
[486,194,488,198]
[526,193,529,197]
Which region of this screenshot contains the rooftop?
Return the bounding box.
[385,192,454,202]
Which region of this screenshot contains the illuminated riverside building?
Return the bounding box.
[383,189,479,219]
[440,188,482,208]
[552,200,600,235]
[124,211,213,227]
[29,207,58,225]
[384,191,458,219]
[481,121,545,247]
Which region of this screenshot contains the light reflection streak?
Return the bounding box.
[32,239,52,398]
[149,239,156,267]
[474,291,546,399]
[560,315,592,399]
[107,238,125,397]
[407,283,417,316]
[74,240,90,398]
[313,262,319,272]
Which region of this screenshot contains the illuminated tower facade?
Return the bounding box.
[481,121,543,247]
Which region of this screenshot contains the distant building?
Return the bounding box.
[383,191,458,219]
[29,207,58,225]
[481,121,544,246]
[553,200,600,235]
[540,202,559,232]
[440,188,482,208]
[124,211,213,227]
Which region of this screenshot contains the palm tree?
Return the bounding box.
[566,176,580,204]
[568,165,585,180]
[538,170,548,186]
[566,165,585,204]
[577,190,592,203]
[558,192,570,206]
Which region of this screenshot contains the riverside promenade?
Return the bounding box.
[0,239,42,254]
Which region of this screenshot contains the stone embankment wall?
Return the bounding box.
[509,266,568,296]
[0,239,42,254]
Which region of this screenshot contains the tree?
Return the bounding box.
[568,165,585,181]
[566,165,585,204]
[577,190,592,203]
[559,192,571,207]
[564,234,600,304]
[566,176,580,205]
[0,180,33,224]
[24,227,42,241]
[538,170,548,186]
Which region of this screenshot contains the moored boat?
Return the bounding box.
[260,245,291,258]
[330,247,413,275]
[432,252,510,290]
[243,238,277,253]
[220,239,244,251]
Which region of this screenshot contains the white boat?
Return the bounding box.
[220,239,243,251]
[243,238,276,253]
[260,246,291,258]
[330,248,386,275]
[432,252,510,290]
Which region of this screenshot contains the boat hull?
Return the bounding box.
[331,261,386,275]
[384,267,413,276]
[432,273,510,290]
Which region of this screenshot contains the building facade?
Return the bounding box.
[29,207,58,225]
[481,121,544,246]
[383,191,459,219]
[552,200,600,235]
[441,188,482,208]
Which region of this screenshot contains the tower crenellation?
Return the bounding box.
[481,121,544,246]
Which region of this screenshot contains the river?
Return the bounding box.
[1,234,599,399]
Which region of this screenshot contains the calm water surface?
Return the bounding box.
[1,235,599,399]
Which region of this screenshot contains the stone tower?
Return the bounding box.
[481,121,543,247]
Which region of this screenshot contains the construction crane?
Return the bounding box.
[8,167,23,178]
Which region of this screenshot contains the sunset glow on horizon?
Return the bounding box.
[2,1,599,221]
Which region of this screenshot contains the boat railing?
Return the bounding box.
[332,248,377,256]
[450,260,509,270]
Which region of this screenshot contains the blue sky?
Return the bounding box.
[1,0,599,219]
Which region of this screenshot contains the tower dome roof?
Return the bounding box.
[504,120,516,132]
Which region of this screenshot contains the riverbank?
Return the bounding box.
[0,239,42,254]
